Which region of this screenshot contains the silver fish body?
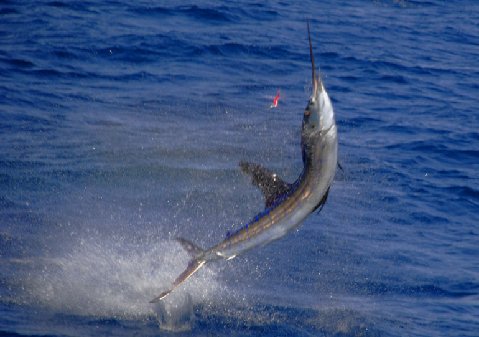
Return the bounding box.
[150,23,338,303]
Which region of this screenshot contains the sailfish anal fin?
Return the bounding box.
[239,161,291,208]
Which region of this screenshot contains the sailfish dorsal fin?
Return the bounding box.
[239,161,291,208]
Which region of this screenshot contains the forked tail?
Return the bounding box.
[150,238,206,303]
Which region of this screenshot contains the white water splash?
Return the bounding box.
[18,235,225,329]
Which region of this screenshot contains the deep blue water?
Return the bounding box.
[1,1,478,336]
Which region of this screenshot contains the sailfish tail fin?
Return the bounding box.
[149,238,206,303]
[150,258,206,303]
[176,237,204,257]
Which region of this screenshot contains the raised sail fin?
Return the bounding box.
[240,161,290,208]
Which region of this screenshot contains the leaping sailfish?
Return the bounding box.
[150,22,338,303]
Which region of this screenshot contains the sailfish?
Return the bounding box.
[150,23,338,303]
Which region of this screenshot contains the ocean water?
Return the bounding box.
[1,0,478,336]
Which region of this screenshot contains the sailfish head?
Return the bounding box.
[302,22,335,138]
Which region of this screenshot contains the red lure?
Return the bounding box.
[270,90,280,108]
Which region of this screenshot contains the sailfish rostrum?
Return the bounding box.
[150,23,338,303]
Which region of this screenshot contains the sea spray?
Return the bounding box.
[152,292,195,331]
[17,234,221,324]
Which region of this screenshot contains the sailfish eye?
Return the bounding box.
[304,109,311,117]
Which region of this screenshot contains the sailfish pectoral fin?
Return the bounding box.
[239,161,291,208]
[150,259,206,303]
[313,187,330,214]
